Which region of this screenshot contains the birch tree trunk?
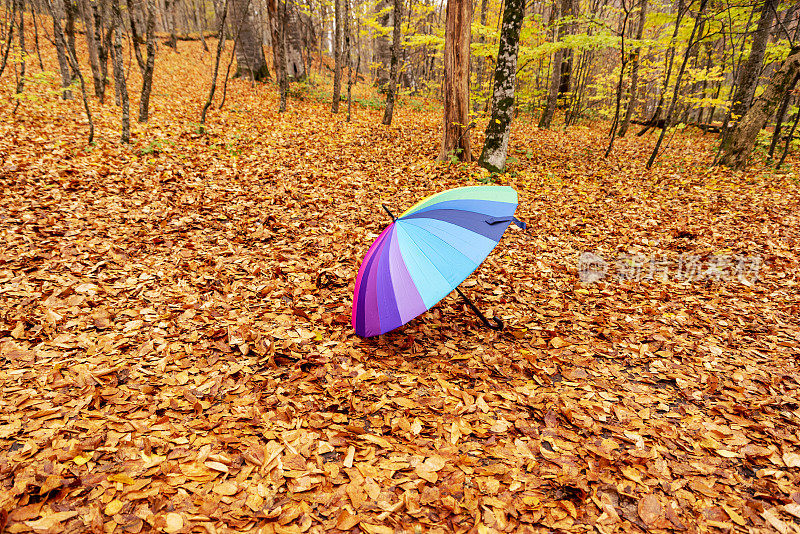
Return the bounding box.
[478,0,524,172]
[437,0,473,162]
[718,46,800,170]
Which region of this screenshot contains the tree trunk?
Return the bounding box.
[231,0,269,80]
[278,0,289,110]
[165,0,178,48]
[381,0,402,125]
[637,0,684,136]
[473,0,488,111]
[111,0,130,142]
[718,46,800,170]
[139,0,157,122]
[726,0,777,126]
[538,0,565,129]
[374,0,392,86]
[51,0,75,99]
[14,0,26,101]
[0,0,16,80]
[604,0,630,158]
[437,0,473,162]
[331,0,342,112]
[201,0,227,126]
[78,0,105,99]
[44,0,94,142]
[285,0,306,80]
[768,72,800,158]
[618,0,646,137]
[646,0,707,168]
[478,0,523,172]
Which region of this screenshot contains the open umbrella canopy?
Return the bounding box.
[352,185,525,337]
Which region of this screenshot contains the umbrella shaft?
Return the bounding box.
[382,204,397,221]
[455,287,503,331]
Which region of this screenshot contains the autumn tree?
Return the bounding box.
[438,0,473,162]
[231,0,270,80]
[478,0,524,172]
[718,45,800,169]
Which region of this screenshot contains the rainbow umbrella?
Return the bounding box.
[352,185,525,338]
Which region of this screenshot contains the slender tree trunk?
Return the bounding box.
[637,0,684,136]
[437,0,473,162]
[478,0,524,172]
[538,0,563,129]
[78,0,105,99]
[718,46,800,170]
[111,0,130,142]
[345,0,353,121]
[618,0,646,137]
[201,0,228,126]
[52,0,75,99]
[769,72,800,159]
[138,0,157,122]
[14,0,26,102]
[776,107,800,169]
[278,0,288,111]
[331,0,342,112]
[473,0,488,111]
[0,0,15,80]
[31,0,45,70]
[646,0,707,168]
[604,0,630,157]
[381,0,402,125]
[126,0,146,71]
[45,0,94,142]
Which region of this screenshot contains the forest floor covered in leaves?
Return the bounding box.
[2,39,800,534]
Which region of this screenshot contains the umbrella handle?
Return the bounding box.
[455,288,504,331]
[382,204,397,221]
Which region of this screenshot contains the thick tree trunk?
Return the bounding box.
[618,0,646,137]
[285,0,306,80]
[727,0,777,125]
[111,0,130,142]
[718,46,800,170]
[437,0,473,162]
[165,0,178,48]
[381,0,402,125]
[139,0,157,122]
[478,0,524,172]
[231,0,269,80]
[331,0,342,112]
